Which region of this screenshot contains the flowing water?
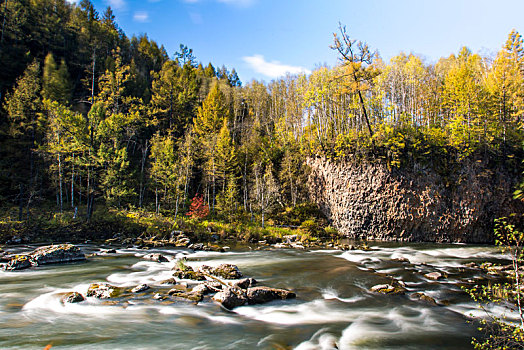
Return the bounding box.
[0,243,515,349]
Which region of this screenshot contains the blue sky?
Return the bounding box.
[72,0,524,83]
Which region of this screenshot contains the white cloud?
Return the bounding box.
[104,0,126,10]
[243,55,311,78]
[133,11,150,22]
[65,0,79,4]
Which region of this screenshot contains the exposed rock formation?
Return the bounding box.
[3,244,86,271]
[30,244,86,265]
[307,157,523,243]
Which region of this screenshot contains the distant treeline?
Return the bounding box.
[0,0,522,224]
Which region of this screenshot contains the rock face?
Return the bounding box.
[246,286,296,305]
[30,244,86,266]
[307,157,523,243]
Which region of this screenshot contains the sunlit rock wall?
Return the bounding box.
[307,157,522,243]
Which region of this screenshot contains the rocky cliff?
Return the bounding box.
[307,157,523,243]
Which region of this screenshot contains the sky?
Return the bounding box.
[69,0,524,83]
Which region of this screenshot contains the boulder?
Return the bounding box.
[4,255,32,271]
[424,272,443,280]
[212,288,247,309]
[62,292,85,303]
[246,286,296,305]
[210,264,243,279]
[131,284,150,293]
[153,293,165,300]
[86,283,120,299]
[172,266,206,281]
[233,278,257,289]
[30,244,86,266]
[142,253,168,263]
[370,284,406,295]
[168,289,203,302]
[411,292,438,305]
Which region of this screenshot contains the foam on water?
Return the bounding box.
[235,299,374,325]
[294,328,339,350]
[321,288,366,304]
[337,307,445,349]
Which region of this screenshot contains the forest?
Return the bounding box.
[0,0,523,238]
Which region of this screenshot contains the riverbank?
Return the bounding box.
[0,204,343,250]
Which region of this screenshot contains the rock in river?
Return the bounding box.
[212,288,247,309]
[3,255,32,271]
[142,253,168,263]
[87,283,121,299]
[131,284,150,293]
[246,286,296,305]
[210,264,243,279]
[62,292,85,304]
[172,266,206,281]
[424,272,443,280]
[30,244,86,266]
[370,284,406,295]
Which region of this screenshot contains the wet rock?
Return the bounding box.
[172,266,206,281]
[424,272,443,280]
[30,244,86,266]
[168,289,204,302]
[131,284,150,293]
[102,249,117,254]
[246,286,296,305]
[233,278,257,289]
[464,262,479,268]
[370,284,406,295]
[411,292,438,305]
[86,283,120,299]
[143,253,168,263]
[160,277,177,285]
[153,293,166,300]
[62,292,85,303]
[212,288,247,309]
[392,257,410,263]
[210,264,243,279]
[4,255,32,271]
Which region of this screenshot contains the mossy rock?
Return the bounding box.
[86,283,121,299]
[172,267,206,281]
[168,289,204,302]
[210,264,242,279]
[370,284,406,295]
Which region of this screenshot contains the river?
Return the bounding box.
[0,243,515,349]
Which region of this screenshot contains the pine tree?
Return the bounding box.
[42,53,72,105]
